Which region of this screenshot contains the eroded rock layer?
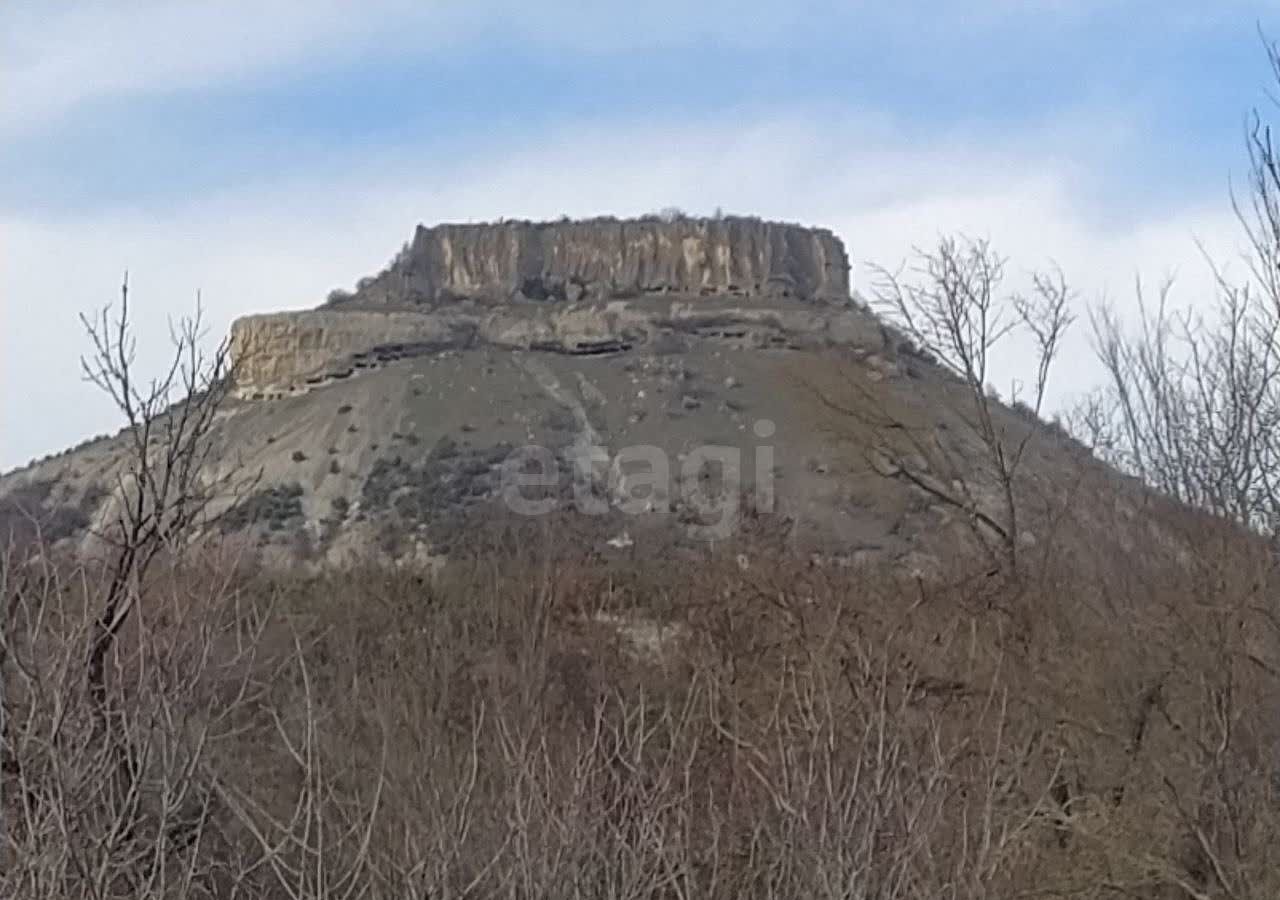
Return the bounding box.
[330,217,849,307]
[229,300,886,396]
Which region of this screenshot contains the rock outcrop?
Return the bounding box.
[229,216,860,396]
[329,216,849,307]
[230,300,886,396]
[229,311,468,394]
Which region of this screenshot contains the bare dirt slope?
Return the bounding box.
[0,317,1149,577]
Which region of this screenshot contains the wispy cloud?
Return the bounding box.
[5,1,405,138]
[2,0,787,137]
[7,0,1245,139]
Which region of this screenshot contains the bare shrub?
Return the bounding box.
[0,549,271,898]
[1,507,1278,898]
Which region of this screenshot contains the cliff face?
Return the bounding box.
[331,217,849,307]
[228,216,858,396]
[229,312,467,394]
[229,300,886,396]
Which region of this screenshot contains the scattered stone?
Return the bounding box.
[806,457,830,475]
[606,531,634,549]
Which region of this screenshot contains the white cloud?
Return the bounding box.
[5,0,1230,140]
[2,0,821,137]
[0,111,1247,469]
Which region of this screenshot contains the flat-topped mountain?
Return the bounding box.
[229,216,865,398]
[0,216,1154,576]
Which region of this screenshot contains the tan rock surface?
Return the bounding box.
[229,299,887,394]
[331,216,849,307]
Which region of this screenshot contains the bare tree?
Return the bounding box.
[78,274,242,704]
[1080,37,1280,539]
[1046,37,1280,898]
[865,236,1074,574]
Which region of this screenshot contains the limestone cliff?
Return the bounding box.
[229,216,859,396]
[329,216,849,307]
[229,300,886,396]
[229,311,471,395]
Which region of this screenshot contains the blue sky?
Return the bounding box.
[4,1,1280,468]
